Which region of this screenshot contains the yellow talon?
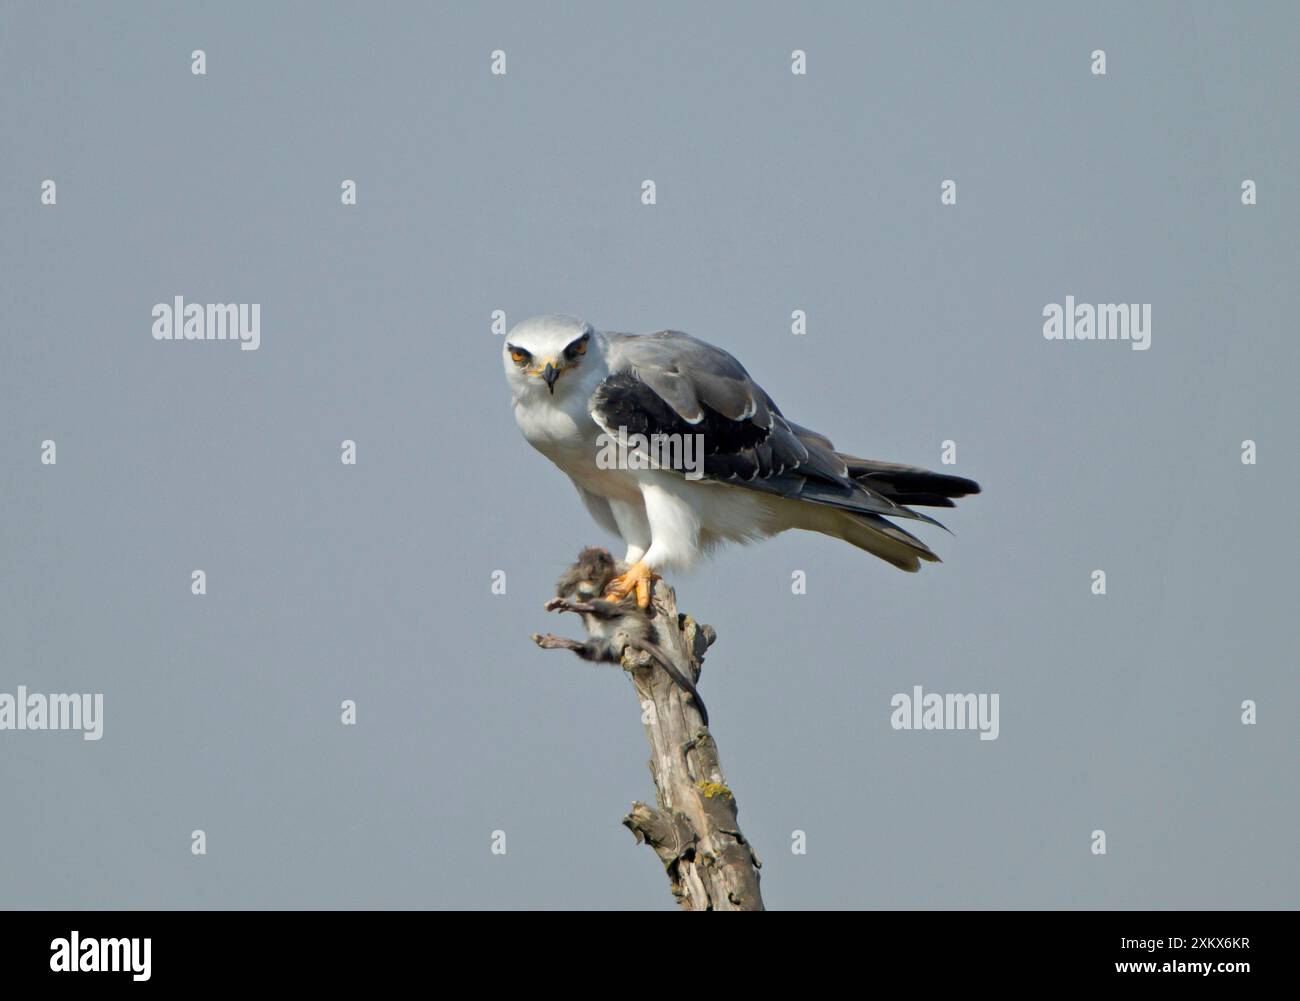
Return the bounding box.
[604,561,659,609]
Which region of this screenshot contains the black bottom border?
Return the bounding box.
[0,909,1287,987]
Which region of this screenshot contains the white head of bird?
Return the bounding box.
[502,314,608,403]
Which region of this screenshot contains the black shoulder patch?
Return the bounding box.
[592,372,777,481]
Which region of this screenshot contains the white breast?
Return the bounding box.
[514,381,642,502]
[515,387,593,453]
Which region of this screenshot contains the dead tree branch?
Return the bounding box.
[536,551,763,911]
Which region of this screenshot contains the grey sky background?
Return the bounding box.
[1,1,1296,910]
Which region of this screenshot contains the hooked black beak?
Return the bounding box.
[543,362,559,394]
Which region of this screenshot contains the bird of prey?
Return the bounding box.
[503,315,979,606]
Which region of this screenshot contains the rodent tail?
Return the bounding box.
[637,639,709,728]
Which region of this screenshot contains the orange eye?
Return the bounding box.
[510,348,529,365]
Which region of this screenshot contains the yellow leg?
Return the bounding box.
[604,561,659,609]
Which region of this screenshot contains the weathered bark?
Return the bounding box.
[619,580,764,911]
[538,559,764,911]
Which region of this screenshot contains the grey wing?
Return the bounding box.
[594,330,959,529]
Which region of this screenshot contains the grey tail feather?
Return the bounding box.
[839,455,981,509]
[835,511,941,573]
